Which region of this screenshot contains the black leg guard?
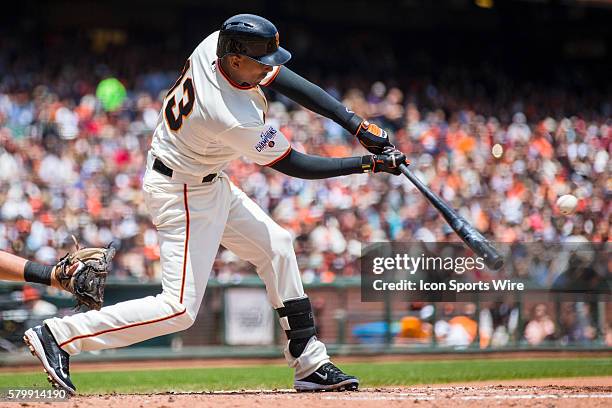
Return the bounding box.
[276,297,316,358]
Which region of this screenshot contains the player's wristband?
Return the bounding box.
[361,155,374,173]
[24,261,53,285]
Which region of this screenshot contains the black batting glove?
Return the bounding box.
[361,147,408,175]
[355,120,394,154]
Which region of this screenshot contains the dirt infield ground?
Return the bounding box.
[3,353,610,406]
[14,377,611,408]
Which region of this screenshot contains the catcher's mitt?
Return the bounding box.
[53,239,115,310]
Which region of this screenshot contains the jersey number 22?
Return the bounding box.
[164,59,195,132]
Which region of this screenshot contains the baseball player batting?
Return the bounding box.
[24,14,403,394]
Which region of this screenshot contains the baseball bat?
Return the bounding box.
[398,163,504,270]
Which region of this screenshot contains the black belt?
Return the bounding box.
[153,158,217,183]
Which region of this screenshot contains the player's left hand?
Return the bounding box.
[366,147,408,175]
[355,120,394,154]
[52,239,115,310]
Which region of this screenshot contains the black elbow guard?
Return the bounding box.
[276,297,317,358]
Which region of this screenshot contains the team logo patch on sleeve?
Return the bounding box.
[254,126,278,152]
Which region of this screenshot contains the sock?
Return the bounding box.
[289,338,312,358]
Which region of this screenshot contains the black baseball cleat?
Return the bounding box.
[294,362,359,392]
[23,324,76,395]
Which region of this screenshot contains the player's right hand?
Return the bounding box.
[364,147,408,175]
[355,120,394,154]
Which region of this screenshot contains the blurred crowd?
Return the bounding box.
[389,300,611,348]
[0,34,610,288]
[0,28,610,351]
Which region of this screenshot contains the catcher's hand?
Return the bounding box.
[52,239,115,310]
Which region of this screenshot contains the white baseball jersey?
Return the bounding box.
[150,31,288,177]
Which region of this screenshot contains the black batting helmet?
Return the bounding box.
[216,14,291,66]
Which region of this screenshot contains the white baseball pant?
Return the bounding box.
[44,154,330,379]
